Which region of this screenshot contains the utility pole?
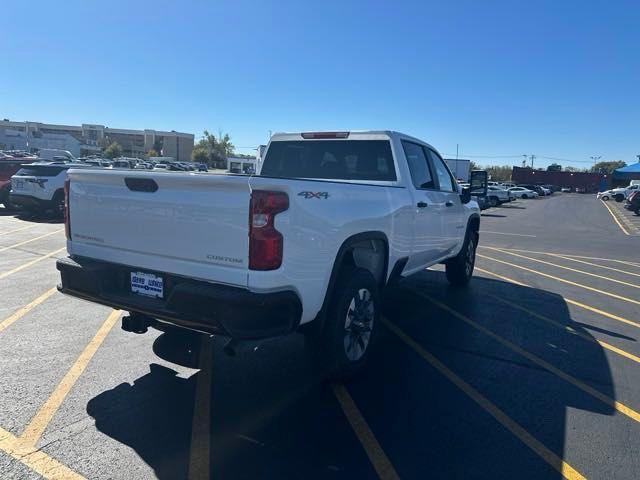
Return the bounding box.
[530,155,536,169]
[522,155,528,168]
[456,144,459,160]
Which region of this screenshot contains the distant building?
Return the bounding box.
[512,166,607,193]
[226,156,257,174]
[0,120,194,160]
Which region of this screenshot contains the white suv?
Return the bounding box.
[10,162,92,216]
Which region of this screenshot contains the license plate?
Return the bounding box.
[130,272,164,298]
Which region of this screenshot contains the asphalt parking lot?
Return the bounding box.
[0,193,638,479]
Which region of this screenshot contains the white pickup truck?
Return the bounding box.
[57,131,483,378]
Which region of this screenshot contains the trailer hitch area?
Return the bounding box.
[122,312,154,334]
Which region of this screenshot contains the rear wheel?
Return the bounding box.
[488,196,498,208]
[521,194,528,199]
[446,228,478,287]
[321,266,379,380]
[50,191,65,218]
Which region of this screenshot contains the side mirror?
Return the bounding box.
[470,170,488,197]
[460,186,471,204]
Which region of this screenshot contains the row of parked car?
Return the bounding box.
[0,152,208,216]
[596,183,640,203]
[465,181,557,209]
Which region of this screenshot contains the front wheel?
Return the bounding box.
[521,194,528,199]
[488,196,498,208]
[615,194,624,202]
[601,195,609,201]
[446,229,478,287]
[322,266,379,380]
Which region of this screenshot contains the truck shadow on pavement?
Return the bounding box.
[86,273,614,479]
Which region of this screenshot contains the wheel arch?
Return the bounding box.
[315,231,389,325]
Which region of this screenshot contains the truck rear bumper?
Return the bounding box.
[57,256,302,340]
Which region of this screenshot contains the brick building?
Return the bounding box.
[511,167,607,193]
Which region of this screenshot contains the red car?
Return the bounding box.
[0,151,38,210]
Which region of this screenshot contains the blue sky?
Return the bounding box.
[2,0,639,167]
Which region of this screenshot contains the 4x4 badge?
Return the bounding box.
[298,191,329,199]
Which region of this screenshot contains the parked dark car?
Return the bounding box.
[625,191,640,215]
[519,184,547,196]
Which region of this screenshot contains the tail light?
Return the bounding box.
[64,179,71,240]
[249,190,289,270]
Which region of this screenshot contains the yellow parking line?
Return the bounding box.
[382,318,585,480]
[0,247,66,281]
[188,337,214,480]
[551,255,640,279]
[412,292,640,423]
[480,246,640,290]
[19,310,121,447]
[0,426,85,479]
[475,267,640,330]
[485,294,640,365]
[601,200,630,235]
[0,229,63,253]
[477,254,640,307]
[0,288,57,334]
[332,383,400,480]
[0,224,38,236]
[484,247,640,269]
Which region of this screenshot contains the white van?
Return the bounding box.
[37,149,76,161]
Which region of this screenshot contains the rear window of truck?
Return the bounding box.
[15,165,67,177]
[261,140,396,181]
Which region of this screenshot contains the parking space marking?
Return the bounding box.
[477,254,640,307]
[19,310,121,447]
[0,247,66,281]
[0,287,57,334]
[479,230,537,237]
[481,246,640,290]
[484,293,640,365]
[0,426,85,480]
[188,336,214,480]
[0,224,38,236]
[486,248,640,269]
[475,267,640,330]
[601,200,630,235]
[0,229,63,253]
[331,383,400,480]
[382,318,585,480]
[551,255,640,279]
[411,292,640,423]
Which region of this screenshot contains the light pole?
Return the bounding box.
[590,155,601,169]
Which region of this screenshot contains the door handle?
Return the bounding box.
[445,200,454,207]
[417,201,428,208]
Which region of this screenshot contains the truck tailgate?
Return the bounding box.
[66,169,250,287]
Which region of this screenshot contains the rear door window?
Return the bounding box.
[261,140,396,181]
[402,141,435,189]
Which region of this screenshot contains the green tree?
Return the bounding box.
[547,163,562,171]
[590,160,626,175]
[103,141,122,159]
[485,165,512,182]
[469,161,480,172]
[145,149,159,158]
[193,130,235,168]
[191,147,209,163]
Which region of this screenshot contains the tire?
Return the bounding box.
[321,266,380,380]
[601,195,609,201]
[50,190,65,218]
[521,194,528,199]
[445,228,478,287]
[615,194,624,203]
[488,196,498,208]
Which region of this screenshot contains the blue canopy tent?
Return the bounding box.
[612,162,640,184]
